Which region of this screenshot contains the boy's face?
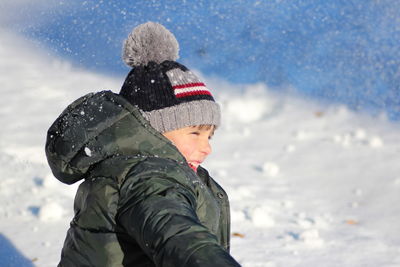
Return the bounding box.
[163,125,214,169]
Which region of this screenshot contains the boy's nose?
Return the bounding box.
[200,140,212,155]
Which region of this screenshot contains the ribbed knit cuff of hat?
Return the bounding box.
[141,100,221,133]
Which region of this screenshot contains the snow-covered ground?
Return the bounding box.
[1,28,400,267]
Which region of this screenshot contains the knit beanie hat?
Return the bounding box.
[119,22,221,133]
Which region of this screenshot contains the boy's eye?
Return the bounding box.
[190,131,200,136]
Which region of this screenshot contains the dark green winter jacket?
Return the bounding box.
[45,91,240,267]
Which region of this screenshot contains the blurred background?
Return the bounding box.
[2,0,399,119]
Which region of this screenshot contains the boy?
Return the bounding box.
[45,22,241,266]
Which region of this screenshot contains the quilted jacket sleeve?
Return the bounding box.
[117,163,241,267]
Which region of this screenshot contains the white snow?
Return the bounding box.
[1,29,400,267]
[84,147,92,157]
[38,202,65,222]
[261,162,280,177]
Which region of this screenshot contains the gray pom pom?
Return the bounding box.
[122,22,179,67]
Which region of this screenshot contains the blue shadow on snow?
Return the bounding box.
[0,233,34,267]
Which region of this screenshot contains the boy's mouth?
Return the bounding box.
[189,160,202,167]
[188,162,198,171]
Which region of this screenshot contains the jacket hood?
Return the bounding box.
[45,91,186,184]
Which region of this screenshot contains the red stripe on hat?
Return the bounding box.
[173,82,206,89]
[175,90,212,98]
